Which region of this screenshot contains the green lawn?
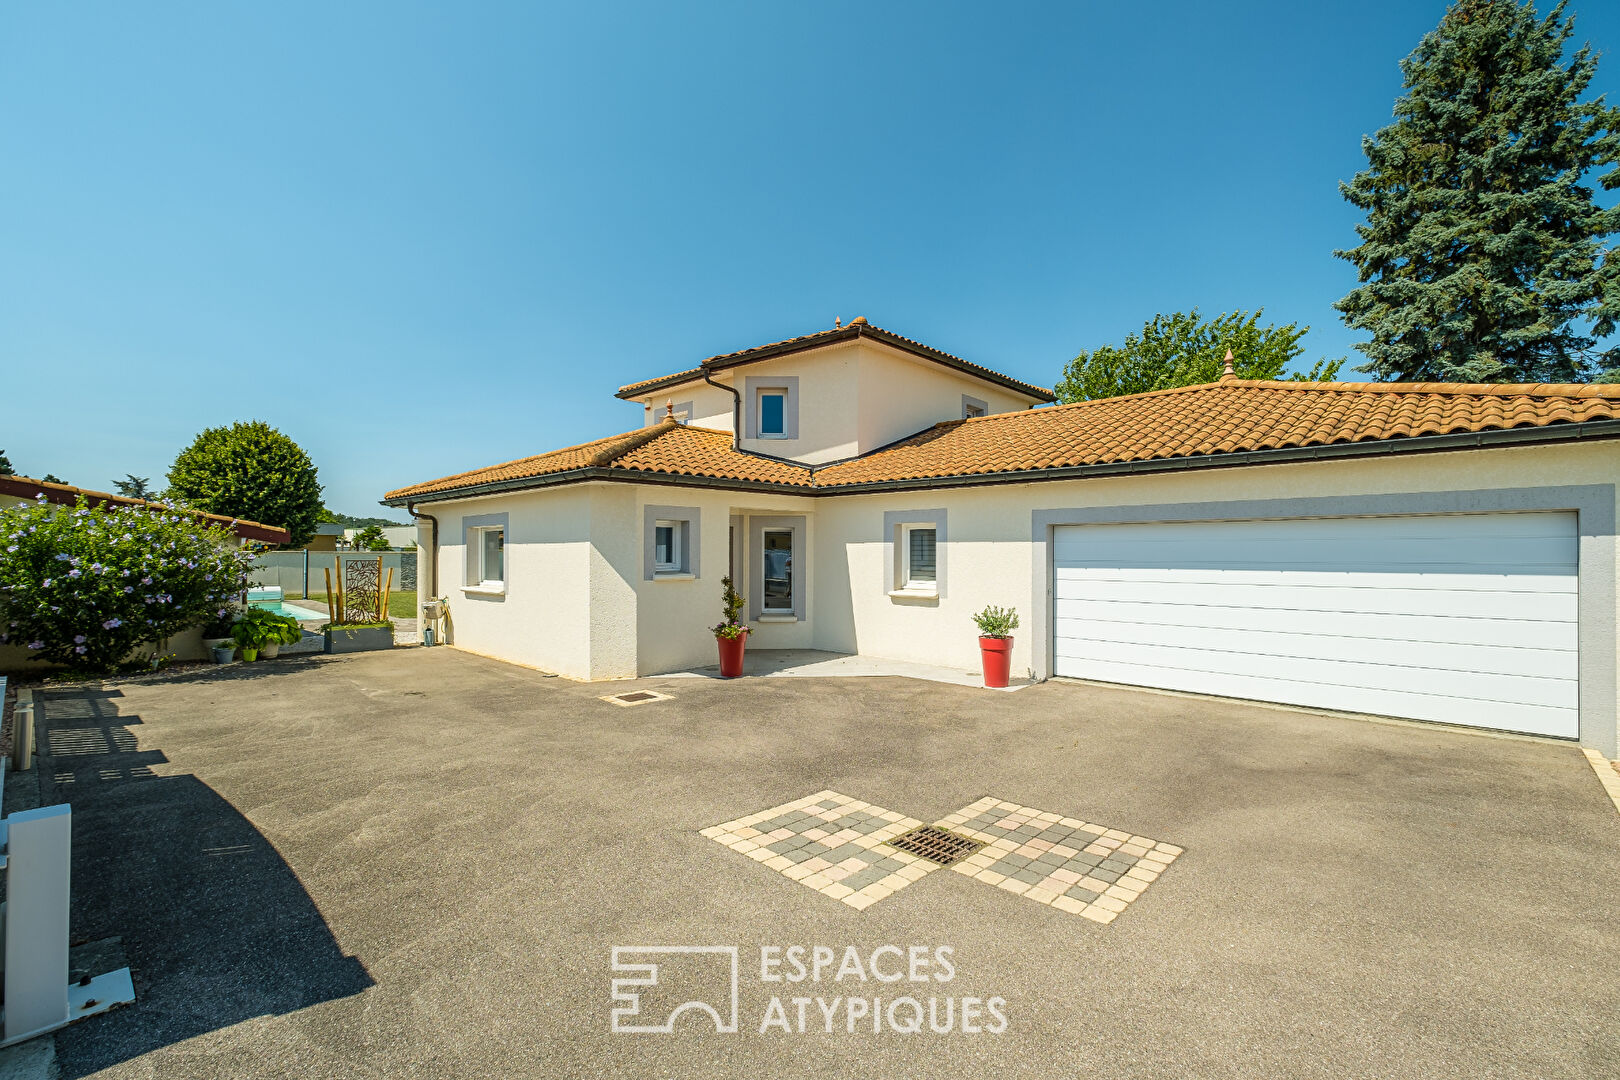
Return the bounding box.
[291,590,417,619]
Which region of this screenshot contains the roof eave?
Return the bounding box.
[813,416,1620,493]
[383,418,1620,506]
[382,466,813,507]
[614,324,1055,402]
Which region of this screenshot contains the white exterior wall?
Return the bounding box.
[423,484,637,681]
[855,349,1034,452]
[410,438,1618,752]
[631,488,817,675]
[810,441,1620,752]
[625,339,1043,460]
[634,382,737,430]
[420,482,819,680]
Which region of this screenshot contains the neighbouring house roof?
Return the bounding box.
[613,319,1057,403]
[383,377,1620,504]
[0,475,293,545]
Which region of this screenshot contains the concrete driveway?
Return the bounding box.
[36,648,1620,1079]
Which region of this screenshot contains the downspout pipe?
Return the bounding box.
[702,368,742,450]
[700,367,813,470]
[406,501,438,598]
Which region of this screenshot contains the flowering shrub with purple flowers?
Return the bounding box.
[0,495,255,671]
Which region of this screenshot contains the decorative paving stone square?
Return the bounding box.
[937,797,1183,925]
[702,791,940,910]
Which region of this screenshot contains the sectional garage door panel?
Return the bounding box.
[1051,513,1579,738]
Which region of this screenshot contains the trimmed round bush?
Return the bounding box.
[166,421,323,547]
[0,495,256,671]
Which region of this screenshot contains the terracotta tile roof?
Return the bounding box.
[617,367,707,397]
[614,320,1056,402]
[0,475,292,544]
[812,378,1620,487]
[384,421,812,500]
[610,424,812,487]
[385,378,1620,503]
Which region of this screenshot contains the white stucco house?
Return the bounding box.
[384,318,1620,755]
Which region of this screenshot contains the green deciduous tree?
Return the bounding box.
[166,421,323,547]
[1055,310,1344,403]
[1335,0,1620,382]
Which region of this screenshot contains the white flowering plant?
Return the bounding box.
[0,494,256,672]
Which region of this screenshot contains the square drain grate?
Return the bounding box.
[886,824,985,866]
[601,689,673,707]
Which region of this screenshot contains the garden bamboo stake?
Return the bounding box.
[323,566,335,623]
[381,567,394,623]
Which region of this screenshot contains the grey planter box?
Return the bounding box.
[323,626,394,654]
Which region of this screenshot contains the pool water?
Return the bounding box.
[251,600,328,621]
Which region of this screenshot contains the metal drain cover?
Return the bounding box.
[887,825,985,866]
[601,689,674,707]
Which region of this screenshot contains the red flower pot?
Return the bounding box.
[717,631,749,678]
[979,635,1013,688]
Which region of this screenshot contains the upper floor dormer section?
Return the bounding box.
[614,318,1055,465]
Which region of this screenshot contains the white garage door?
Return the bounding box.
[1052,512,1578,738]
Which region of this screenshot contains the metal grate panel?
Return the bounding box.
[886,824,984,866]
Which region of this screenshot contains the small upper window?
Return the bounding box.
[903,526,936,588]
[964,403,985,418]
[654,520,682,572]
[758,390,787,438]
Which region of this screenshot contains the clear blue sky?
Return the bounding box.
[4,1,1618,516]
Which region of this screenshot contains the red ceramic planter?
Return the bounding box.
[979,635,1013,688]
[717,631,749,678]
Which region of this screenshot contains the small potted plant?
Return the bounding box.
[711,575,750,678]
[256,612,303,658]
[226,608,293,660]
[231,617,262,662]
[202,613,237,663]
[973,605,1019,688]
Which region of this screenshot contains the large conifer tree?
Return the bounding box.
[1335,0,1620,382]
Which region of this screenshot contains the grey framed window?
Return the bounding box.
[884,508,947,599]
[762,529,793,611]
[473,528,504,585]
[744,376,800,440]
[962,395,988,419]
[758,390,787,436]
[903,525,936,587]
[654,521,682,571]
[643,505,700,580]
[462,512,510,594]
[748,515,806,620]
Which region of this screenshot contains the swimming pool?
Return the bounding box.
[251,600,328,621]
